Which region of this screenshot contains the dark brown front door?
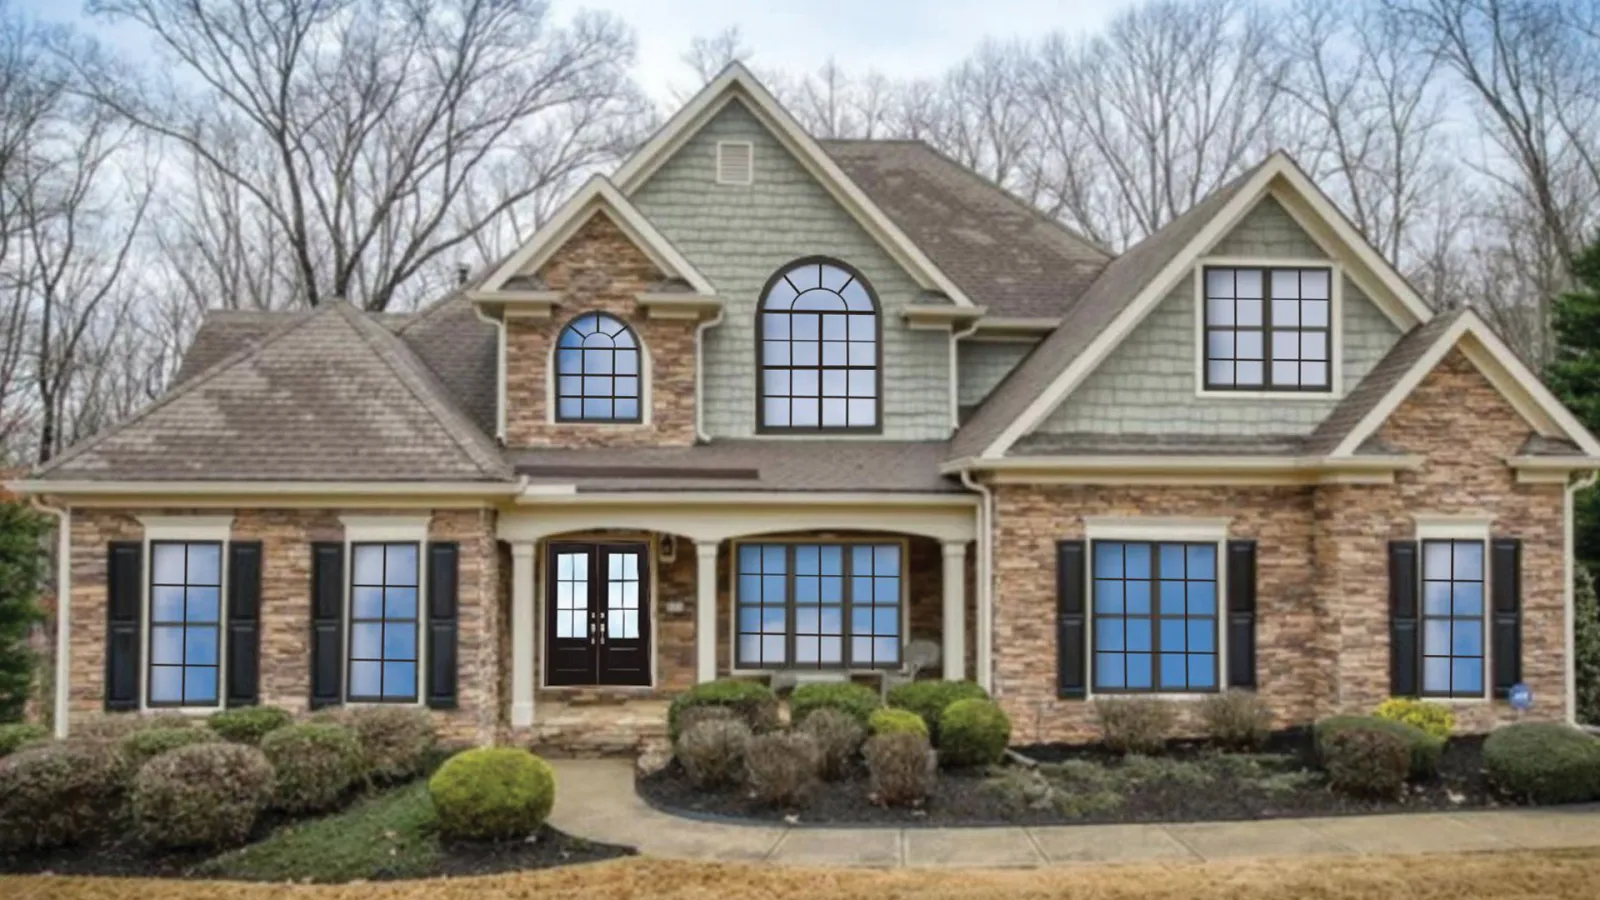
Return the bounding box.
[545,542,650,686]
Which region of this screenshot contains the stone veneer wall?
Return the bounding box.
[503,212,698,447]
[67,508,501,744]
[991,350,1569,743]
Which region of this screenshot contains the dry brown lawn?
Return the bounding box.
[6,850,1600,900]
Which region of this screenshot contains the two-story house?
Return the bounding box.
[16,65,1600,748]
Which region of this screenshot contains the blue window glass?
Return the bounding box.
[348,543,420,702]
[735,543,901,669]
[1420,540,1485,698]
[554,313,641,422]
[758,259,879,431]
[1091,541,1218,693]
[147,541,223,706]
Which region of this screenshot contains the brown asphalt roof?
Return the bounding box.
[174,310,411,385]
[510,441,961,493]
[1010,432,1310,457]
[36,302,510,482]
[822,140,1112,318]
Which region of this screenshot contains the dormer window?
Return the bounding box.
[1203,266,1332,392]
[757,258,880,433]
[555,313,642,422]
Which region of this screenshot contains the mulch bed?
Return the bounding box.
[638,729,1515,827]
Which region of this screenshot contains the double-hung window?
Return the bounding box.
[148,541,223,707]
[1203,266,1332,392]
[735,542,902,670]
[349,542,420,702]
[1091,541,1218,693]
[1421,539,1486,698]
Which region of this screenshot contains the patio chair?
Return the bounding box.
[879,639,942,701]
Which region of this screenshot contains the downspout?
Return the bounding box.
[28,495,70,738]
[471,305,508,444]
[949,319,981,432]
[694,306,725,443]
[959,467,994,693]
[1567,472,1595,726]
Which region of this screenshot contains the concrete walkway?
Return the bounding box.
[549,759,1600,868]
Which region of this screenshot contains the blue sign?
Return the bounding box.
[1509,683,1533,711]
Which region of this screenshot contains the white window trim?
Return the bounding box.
[137,515,234,714]
[1192,257,1345,401]
[536,534,659,691]
[727,536,911,677]
[545,314,653,427]
[1082,518,1231,701]
[715,140,754,186]
[340,515,430,708]
[1413,515,1493,704]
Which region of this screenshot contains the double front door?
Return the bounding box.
[545,542,650,686]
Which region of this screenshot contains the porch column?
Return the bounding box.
[510,541,536,728]
[941,540,967,681]
[695,540,719,682]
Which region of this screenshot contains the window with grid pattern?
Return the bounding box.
[1203,266,1332,391]
[349,543,420,702]
[1421,540,1485,698]
[148,541,222,706]
[555,313,641,422]
[1091,541,1218,693]
[735,543,901,669]
[758,259,879,432]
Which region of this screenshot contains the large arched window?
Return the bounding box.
[555,313,641,422]
[758,258,880,432]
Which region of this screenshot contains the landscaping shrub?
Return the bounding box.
[132,742,274,850]
[789,681,881,727]
[1483,723,1600,804]
[1374,698,1455,741]
[1320,725,1410,799]
[744,731,820,807]
[1094,697,1176,756]
[675,717,752,788]
[868,707,929,740]
[120,726,220,771]
[886,680,987,744]
[799,707,866,780]
[1315,715,1442,780]
[938,698,1011,768]
[0,740,125,851]
[260,723,364,814]
[208,706,294,745]
[317,706,437,783]
[674,704,738,737]
[667,678,780,742]
[0,722,47,757]
[1199,692,1272,750]
[74,712,193,742]
[865,731,935,806]
[429,747,556,841]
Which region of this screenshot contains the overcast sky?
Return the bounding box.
[19,0,1145,98]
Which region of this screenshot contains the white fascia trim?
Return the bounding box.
[514,490,980,508]
[1191,256,1345,401]
[477,176,716,296]
[1329,310,1600,458]
[611,64,974,307]
[944,454,1424,474]
[1083,516,1232,542]
[9,480,524,497]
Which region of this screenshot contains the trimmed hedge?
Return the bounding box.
[315,706,438,783]
[1483,723,1600,804]
[937,698,1011,767]
[208,706,294,745]
[667,679,780,743]
[1095,697,1177,756]
[1321,724,1410,798]
[886,680,987,744]
[260,723,364,814]
[120,726,220,771]
[1315,715,1442,780]
[429,747,556,841]
[1374,698,1455,740]
[865,731,935,807]
[868,708,929,739]
[133,742,274,849]
[789,681,881,727]
[0,722,47,757]
[0,740,125,851]
[74,713,193,742]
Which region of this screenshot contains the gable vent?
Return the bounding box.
[716,141,753,185]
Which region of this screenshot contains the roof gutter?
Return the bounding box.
[941,454,1425,484]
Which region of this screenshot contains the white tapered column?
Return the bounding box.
[942,540,968,680]
[695,541,719,682]
[511,542,536,728]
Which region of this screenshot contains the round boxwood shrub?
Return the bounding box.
[1483,723,1600,804]
[429,747,556,841]
[1321,724,1410,798]
[0,740,125,851]
[1374,698,1455,741]
[133,742,274,849]
[667,679,780,742]
[120,726,220,772]
[0,723,47,758]
[676,717,752,788]
[887,680,987,744]
[1315,714,1442,780]
[938,698,1011,767]
[316,706,438,783]
[868,708,929,739]
[74,713,193,742]
[208,706,293,745]
[789,681,881,727]
[260,723,364,813]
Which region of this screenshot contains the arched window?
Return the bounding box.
[758,258,879,432]
[555,313,641,422]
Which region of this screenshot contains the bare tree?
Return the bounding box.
[680,26,750,91]
[77,0,650,311]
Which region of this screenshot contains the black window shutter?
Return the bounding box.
[1226,540,1258,688]
[105,541,143,712]
[1491,538,1522,699]
[1057,540,1087,699]
[309,542,345,709]
[225,541,263,708]
[1389,541,1420,698]
[426,542,460,709]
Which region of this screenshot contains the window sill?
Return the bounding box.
[1086,692,1219,701]
[141,705,222,716]
[1193,388,1341,401]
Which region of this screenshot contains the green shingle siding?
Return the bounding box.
[958,340,1036,408]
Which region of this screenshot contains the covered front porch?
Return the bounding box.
[497,494,980,740]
